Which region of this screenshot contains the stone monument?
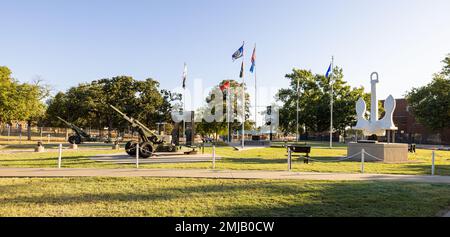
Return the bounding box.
[347,72,408,163]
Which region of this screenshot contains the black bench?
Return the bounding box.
[408,143,416,153]
[287,145,311,164]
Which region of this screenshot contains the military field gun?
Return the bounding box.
[109,105,177,158]
[57,116,112,144]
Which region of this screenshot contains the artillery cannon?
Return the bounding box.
[109,105,177,158]
[57,116,112,144]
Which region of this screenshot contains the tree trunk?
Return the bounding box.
[27,120,32,141]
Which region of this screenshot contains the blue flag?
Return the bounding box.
[325,63,332,78]
[232,44,244,61]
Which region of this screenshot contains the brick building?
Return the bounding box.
[391,99,450,145]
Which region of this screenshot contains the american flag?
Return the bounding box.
[250,46,256,73]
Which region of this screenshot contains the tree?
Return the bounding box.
[45,76,180,136]
[406,55,450,132]
[277,67,367,138]
[0,66,49,139]
[195,80,252,141]
[0,66,15,123]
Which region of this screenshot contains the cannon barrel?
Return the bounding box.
[56,116,90,138]
[56,116,72,127]
[109,105,155,135]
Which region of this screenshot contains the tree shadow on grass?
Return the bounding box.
[209,181,450,217]
[3,179,450,216]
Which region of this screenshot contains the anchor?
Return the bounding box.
[354,72,397,136]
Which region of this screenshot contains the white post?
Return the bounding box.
[47,134,50,143]
[431,150,435,176]
[361,148,365,174]
[136,143,139,169]
[58,144,62,168]
[212,144,216,170]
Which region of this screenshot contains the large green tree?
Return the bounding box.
[406,55,450,132]
[45,76,180,136]
[0,66,49,139]
[277,67,367,137]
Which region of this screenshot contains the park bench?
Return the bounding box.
[408,143,416,153]
[287,145,312,164]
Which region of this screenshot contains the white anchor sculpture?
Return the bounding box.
[354,72,397,136]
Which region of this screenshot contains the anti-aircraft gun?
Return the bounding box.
[56,116,101,144]
[109,105,177,158]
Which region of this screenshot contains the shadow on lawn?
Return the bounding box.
[3,179,450,216]
[0,143,116,150]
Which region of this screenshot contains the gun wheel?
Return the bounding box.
[139,142,153,158]
[125,141,137,156]
[68,135,81,144]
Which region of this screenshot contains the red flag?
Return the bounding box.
[220,81,230,91]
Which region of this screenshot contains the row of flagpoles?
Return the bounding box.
[182,42,256,148]
[231,41,257,148]
[181,41,334,149]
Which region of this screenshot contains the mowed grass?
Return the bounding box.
[1,144,450,175]
[132,146,450,176]
[0,149,124,168]
[0,177,449,217]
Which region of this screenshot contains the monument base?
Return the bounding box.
[347,142,408,163]
[34,146,45,152]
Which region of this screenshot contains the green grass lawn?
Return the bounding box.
[0,145,449,175]
[0,177,449,217]
[0,142,122,150]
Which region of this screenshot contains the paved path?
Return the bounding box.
[1,167,450,184]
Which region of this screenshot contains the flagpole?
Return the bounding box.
[227,80,231,143]
[254,44,257,136]
[296,77,300,142]
[183,86,186,140]
[329,56,334,149]
[183,63,186,141]
[241,41,245,149]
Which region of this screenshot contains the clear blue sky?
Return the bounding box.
[1,0,450,106]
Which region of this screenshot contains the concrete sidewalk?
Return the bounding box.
[1,167,450,184]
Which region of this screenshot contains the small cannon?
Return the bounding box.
[57,116,113,144]
[57,116,95,144]
[109,105,177,158]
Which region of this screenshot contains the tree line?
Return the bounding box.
[44,76,182,136]
[0,54,448,141]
